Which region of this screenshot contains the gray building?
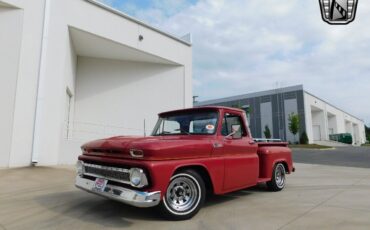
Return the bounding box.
[196,85,366,145]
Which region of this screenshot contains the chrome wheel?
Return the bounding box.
[164,173,201,215]
[275,164,286,188]
[267,163,287,191]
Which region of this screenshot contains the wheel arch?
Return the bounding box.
[273,160,289,173]
[173,164,214,195]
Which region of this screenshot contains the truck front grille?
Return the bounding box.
[83,163,130,184]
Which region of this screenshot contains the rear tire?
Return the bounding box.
[159,169,206,220]
[267,163,286,192]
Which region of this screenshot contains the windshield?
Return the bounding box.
[152,111,219,136]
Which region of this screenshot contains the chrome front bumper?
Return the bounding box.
[75,176,161,208]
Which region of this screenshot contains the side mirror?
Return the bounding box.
[225,125,242,139]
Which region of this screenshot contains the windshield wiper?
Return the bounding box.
[156,131,171,135]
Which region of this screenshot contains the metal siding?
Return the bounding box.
[271,94,280,139]
[196,88,307,141]
[297,90,306,136]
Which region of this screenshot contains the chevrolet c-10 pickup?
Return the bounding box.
[76,106,294,220]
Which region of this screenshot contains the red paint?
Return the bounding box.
[79,106,294,197]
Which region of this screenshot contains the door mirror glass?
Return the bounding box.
[231,124,242,139]
[222,113,245,138]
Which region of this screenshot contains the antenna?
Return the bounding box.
[144,119,146,137]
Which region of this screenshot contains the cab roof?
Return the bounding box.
[158,106,245,116]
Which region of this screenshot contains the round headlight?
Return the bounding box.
[76,160,84,175]
[130,168,142,187]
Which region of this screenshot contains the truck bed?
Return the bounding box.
[256,142,294,180]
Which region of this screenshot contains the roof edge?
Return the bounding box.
[159,106,243,116]
[196,85,304,106]
[85,0,192,47]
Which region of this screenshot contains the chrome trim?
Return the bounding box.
[75,176,161,208]
[76,160,84,176]
[82,162,131,185]
[83,162,130,173]
[129,168,148,188]
[254,138,282,143]
[129,149,144,158]
[81,162,149,188]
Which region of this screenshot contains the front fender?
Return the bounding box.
[146,157,225,197]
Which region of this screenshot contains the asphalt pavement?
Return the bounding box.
[292,146,370,168]
[1,163,370,230]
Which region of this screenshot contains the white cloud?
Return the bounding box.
[106,0,370,125]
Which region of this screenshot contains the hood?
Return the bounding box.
[81,135,214,160]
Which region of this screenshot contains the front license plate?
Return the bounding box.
[94,178,108,192]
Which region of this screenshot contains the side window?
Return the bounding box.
[163,120,180,134]
[221,113,246,137]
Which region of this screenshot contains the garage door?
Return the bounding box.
[313,125,321,141]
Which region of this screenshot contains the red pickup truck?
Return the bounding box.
[76,106,294,220]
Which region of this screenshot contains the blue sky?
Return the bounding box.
[99,0,370,125]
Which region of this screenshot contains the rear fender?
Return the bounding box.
[258,146,293,179]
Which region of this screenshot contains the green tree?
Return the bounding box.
[300,131,309,144]
[264,125,271,139]
[288,113,300,143]
[366,125,370,142]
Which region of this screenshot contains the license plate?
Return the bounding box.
[94,178,108,192]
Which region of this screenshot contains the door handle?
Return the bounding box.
[213,142,223,148]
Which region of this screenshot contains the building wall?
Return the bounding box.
[74,57,184,138]
[304,92,365,145]
[7,0,48,167]
[284,99,298,143]
[58,57,185,165]
[197,85,365,145]
[260,102,273,138]
[0,5,23,167]
[1,0,192,167]
[197,86,306,142]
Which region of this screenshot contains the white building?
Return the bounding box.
[0,0,192,168]
[197,85,366,145]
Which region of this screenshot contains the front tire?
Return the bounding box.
[267,163,286,191]
[159,170,206,220]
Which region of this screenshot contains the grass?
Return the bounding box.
[289,144,333,149]
[362,144,370,147]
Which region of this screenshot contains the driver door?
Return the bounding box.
[221,112,259,191]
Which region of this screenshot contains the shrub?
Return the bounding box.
[300,131,309,144]
[263,125,271,139]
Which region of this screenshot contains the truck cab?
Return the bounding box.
[75,106,294,220]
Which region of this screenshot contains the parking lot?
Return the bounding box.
[1,154,370,230]
[293,146,370,168]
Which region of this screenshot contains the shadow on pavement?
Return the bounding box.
[204,184,269,208]
[35,190,162,227]
[35,184,270,226]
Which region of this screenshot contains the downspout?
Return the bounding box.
[31,0,51,164]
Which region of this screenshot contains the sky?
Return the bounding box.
[99,0,370,125]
